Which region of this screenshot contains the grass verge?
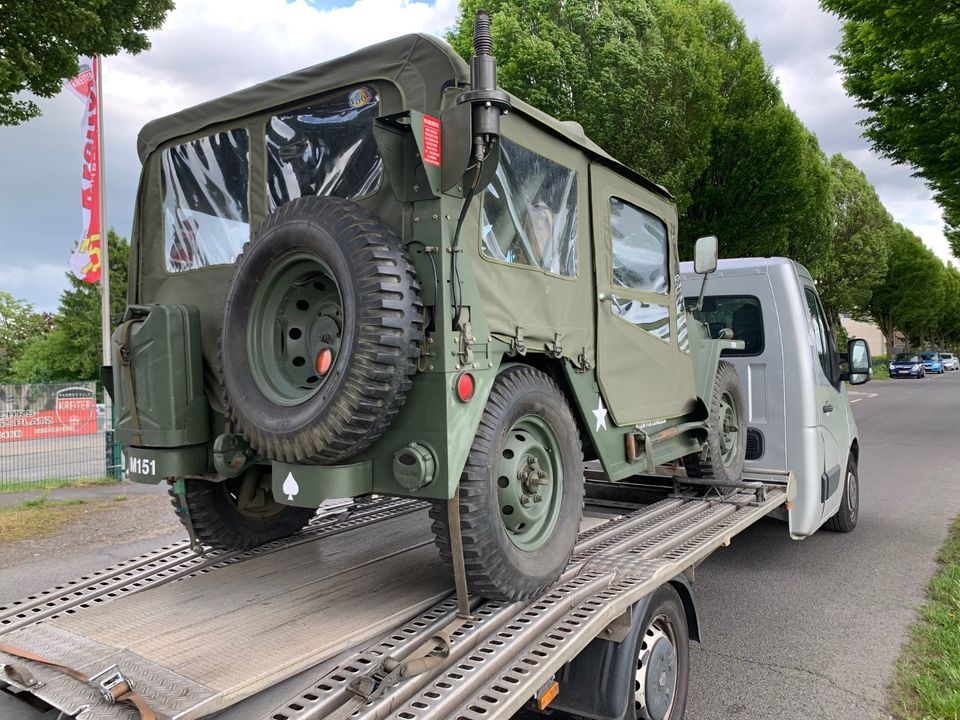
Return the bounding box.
[0,495,114,542]
[0,476,118,494]
[891,515,960,719]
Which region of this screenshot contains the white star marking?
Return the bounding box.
[593,396,608,432]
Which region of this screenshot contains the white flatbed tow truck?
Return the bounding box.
[0,470,792,720]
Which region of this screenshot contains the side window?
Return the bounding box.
[803,287,832,380]
[480,138,578,277]
[609,198,669,294]
[161,129,250,272]
[267,85,382,210]
[687,296,764,356]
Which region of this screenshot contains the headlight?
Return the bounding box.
[912,364,921,370]
[888,363,895,370]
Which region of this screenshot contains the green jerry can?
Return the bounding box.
[110,304,210,482]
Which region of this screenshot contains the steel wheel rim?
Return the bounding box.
[718,390,740,466]
[247,252,344,406]
[495,415,563,552]
[845,467,858,516]
[635,613,679,720]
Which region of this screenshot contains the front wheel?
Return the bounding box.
[630,585,690,720]
[683,361,746,485]
[429,366,584,601]
[825,453,859,533]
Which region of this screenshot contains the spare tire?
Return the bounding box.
[221,196,422,463]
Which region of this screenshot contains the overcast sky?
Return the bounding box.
[0,0,951,313]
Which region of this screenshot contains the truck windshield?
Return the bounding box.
[686,295,764,356]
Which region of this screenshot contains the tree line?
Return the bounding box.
[450,0,960,352]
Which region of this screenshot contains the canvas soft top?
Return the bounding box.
[136,33,670,199]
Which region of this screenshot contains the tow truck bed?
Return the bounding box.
[0,473,792,720]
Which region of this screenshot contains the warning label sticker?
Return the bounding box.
[422,115,441,167]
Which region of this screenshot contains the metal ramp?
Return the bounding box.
[0,476,791,720]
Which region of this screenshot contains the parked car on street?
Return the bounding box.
[939,352,959,371]
[921,352,945,374]
[889,353,925,378]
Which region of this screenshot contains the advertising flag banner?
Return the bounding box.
[63,56,103,284]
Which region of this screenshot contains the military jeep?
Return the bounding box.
[107,18,745,601]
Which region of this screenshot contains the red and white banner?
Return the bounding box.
[63,56,103,284]
[0,386,98,443]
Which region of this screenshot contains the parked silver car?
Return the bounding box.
[940,352,960,371]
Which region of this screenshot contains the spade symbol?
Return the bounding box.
[282,472,300,501]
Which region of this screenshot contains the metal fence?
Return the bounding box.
[0,382,122,491]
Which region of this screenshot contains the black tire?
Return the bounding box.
[683,361,746,485]
[220,196,422,464]
[629,585,690,720]
[429,366,584,601]
[168,470,316,550]
[825,453,858,533]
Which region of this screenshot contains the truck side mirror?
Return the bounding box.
[845,338,871,385]
[694,236,718,275]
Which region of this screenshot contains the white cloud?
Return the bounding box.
[0,264,71,314]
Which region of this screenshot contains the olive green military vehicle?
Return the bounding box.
[107,17,746,602]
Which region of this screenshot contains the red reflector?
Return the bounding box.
[315,348,333,375]
[455,373,476,402]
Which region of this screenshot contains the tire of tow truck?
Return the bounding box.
[683,361,747,485]
[168,471,316,550]
[630,584,690,720]
[429,366,584,602]
[824,453,858,533]
[220,196,423,464]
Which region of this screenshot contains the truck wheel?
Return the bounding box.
[683,361,746,485]
[825,454,858,533]
[168,470,316,550]
[220,195,422,464]
[631,585,689,720]
[429,366,584,601]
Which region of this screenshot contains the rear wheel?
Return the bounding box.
[630,585,690,720]
[169,469,316,550]
[683,361,746,486]
[429,366,584,601]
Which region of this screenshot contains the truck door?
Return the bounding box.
[801,285,847,516]
[590,163,696,425]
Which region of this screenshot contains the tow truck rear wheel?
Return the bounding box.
[168,469,315,550]
[631,585,690,720]
[683,361,746,487]
[430,366,584,602]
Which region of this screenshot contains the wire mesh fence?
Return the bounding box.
[0,382,122,491]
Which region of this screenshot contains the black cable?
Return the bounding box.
[451,159,484,329]
[405,239,439,308]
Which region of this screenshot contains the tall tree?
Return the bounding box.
[861,226,945,352]
[821,0,960,255]
[448,0,724,212]
[679,6,832,268]
[0,292,51,381]
[815,154,893,324]
[12,230,129,382]
[0,0,173,125]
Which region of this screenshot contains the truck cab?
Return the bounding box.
[681,257,870,537]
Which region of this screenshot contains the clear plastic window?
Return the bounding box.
[611,298,671,342]
[267,86,382,210]
[481,138,577,277]
[162,129,250,272]
[610,198,668,293]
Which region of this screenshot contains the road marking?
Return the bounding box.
[848,390,878,404]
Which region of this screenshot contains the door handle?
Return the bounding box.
[823,402,834,414]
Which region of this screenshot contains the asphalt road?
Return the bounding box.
[686,371,960,719]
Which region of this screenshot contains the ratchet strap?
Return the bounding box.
[0,642,158,720]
